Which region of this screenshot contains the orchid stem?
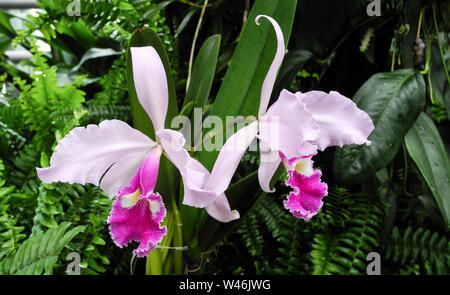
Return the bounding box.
[186,0,209,93]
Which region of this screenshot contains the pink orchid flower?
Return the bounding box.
[234,15,375,220]
[36,46,240,256]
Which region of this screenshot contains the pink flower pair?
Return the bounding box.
[37,15,374,257]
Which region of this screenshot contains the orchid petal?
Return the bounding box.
[181,158,216,207]
[37,120,155,198]
[260,89,319,159]
[139,145,162,195]
[131,46,168,132]
[255,15,285,117]
[156,129,190,172]
[205,193,240,223]
[258,143,281,193]
[205,121,258,196]
[297,91,374,151]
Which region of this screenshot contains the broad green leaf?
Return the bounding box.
[334,69,425,185]
[198,0,297,170]
[70,48,122,73]
[405,112,450,229]
[183,34,221,108]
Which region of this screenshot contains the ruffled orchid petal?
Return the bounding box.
[131,46,168,132]
[284,170,328,220]
[108,192,166,258]
[205,121,258,196]
[205,193,240,223]
[296,91,374,151]
[258,143,281,193]
[259,89,320,159]
[255,15,285,117]
[36,120,155,198]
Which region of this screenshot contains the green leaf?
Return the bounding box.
[405,112,450,229]
[143,0,175,19]
[0,222,84,275]
[70,48,123,73]
[429,34,450,117]
[0,10,15,38]
[0,39,11,56]
[197,0,297,170]
[119,1,135,11]
[183,34,221,108]
[334,69,425,185]
[174,9,197,38]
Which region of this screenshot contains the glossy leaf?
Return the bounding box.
[183,34,221,108]
[334,69,425,185]
[405,112,450,229]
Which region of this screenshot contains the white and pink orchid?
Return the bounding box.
[232,15,375,220]
[36,46,242,257]
[36,14,375,257]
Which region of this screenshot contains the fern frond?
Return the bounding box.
[236,212,263,257]
[0,222,85,275]
[274,217,304,274]
[385,226,450,274]
[310,193,385,275]
[0,159,25,258]
[253,197,286,239]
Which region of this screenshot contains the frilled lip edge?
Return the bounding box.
[107,217,167,256]
[283,170,328,221]
[106,195,168,257]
